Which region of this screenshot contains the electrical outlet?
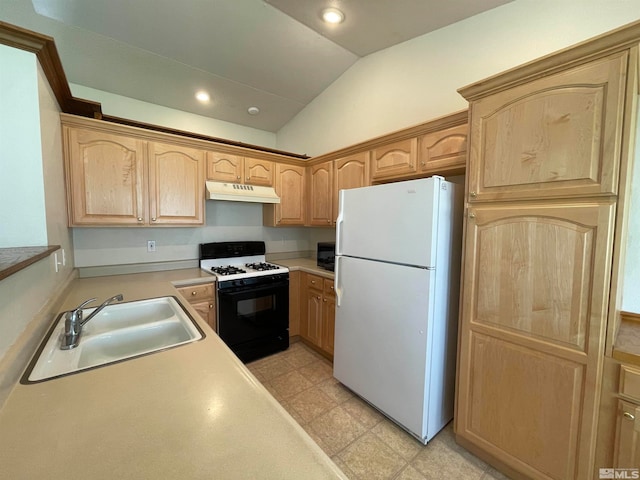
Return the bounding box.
[147,240,156,252]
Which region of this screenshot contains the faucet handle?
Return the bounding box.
[65,298,96,324]
[74,298,97,311]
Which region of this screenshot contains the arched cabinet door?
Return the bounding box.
[467,51,627,202]
[148,142,205,225]
[456,200,616,480]
[65,126,146,226]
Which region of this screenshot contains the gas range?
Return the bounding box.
[199,241,289,363]
[199,241,289,283]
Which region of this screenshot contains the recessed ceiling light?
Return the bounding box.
[321,7,344,24]
[195,90,210,103]
[247,106,260,115]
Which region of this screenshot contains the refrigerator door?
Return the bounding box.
[336,177,442,268]
[333,255,436,441]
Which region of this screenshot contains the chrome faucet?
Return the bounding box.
[60,294,124,350]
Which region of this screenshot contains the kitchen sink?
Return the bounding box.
[25,296,203,382]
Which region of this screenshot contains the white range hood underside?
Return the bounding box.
[205,181,280,204]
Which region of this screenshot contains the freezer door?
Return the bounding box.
[333,255,435,441]
[336,177,442,268]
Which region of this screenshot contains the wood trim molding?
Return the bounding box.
[0,21,102,118]
[459,19,640,101]
[101,114,309,160]
[306,109,468,166]
[60,114,306,164]
[0,20,308,160]
[0,246,60,282]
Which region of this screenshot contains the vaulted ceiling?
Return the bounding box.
[2,0,512,132]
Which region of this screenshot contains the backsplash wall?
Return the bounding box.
[73,200,336,270]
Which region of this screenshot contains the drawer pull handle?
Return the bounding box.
[624,412,636,420]
[191,291,197,296]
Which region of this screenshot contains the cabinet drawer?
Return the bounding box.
[620,365,640,401]
[306,274,323,290]
[323,278,335,297]
[177,283,215,303]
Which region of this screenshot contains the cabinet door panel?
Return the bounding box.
[371,138,417,181]
[418,124,467,174]
[614,400,640,467]
[468,52,627,200]
[66,127,146,225]
[149,142,204,225]
[466,333,584,480]
[207,152,242,182]
[334,153,370,221]
[309,162,333,226]
[244,158,273,186]
[304,288,323,345]
[457,201,615,479]
[267,163,306,226]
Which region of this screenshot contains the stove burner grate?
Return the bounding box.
[210,266,247,276]
[245,262,281,271]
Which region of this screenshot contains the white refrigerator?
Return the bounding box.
[333,176,462,444]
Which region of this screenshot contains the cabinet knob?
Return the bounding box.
[624,411,636,420]
[237,175,241,180]
[151,217,157,222]
[191,291,197,296]
[137,217,143,222]
[311,280,316,284]
[209,304,214,309]
[470,191,477,198]
[421,161,426,166]
[317,296,321,300]
[327,219,331,223]
[323,298,327,302]
[330,286,334,290]
[469,212,476,219]
[246,177,250,181]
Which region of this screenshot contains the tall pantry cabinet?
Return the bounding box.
[455,27,639,480]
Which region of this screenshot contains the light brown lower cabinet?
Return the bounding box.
[299,273,335,359]
[176,283,216,330]
[614,399,640,467]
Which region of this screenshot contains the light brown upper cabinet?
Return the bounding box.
[308,161,334,226]
[263,163,306,226]
[333,152,370,222]
[467,52,628,202]
[64,125,204,226]
[418,123,467,175]
[370,138,418,182]
[206,152,273,187]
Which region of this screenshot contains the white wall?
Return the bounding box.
[71,84,278,149]
[622,120,640,313]
[72,202,313,268]
[0,44,47,247]
[0,60,75,360]
[276,0,640,156]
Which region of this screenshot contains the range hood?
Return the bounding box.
[205,181,280,204]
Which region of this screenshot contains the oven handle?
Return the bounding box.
[217,281,288,297]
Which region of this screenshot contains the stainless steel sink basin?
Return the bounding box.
[25,297,203,382]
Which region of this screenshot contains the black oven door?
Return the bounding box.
[217,277,289,362]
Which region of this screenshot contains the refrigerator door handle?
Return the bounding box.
[335,255,342,307]
[335,190,344,255]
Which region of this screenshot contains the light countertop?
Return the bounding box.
[613,311,640,367]
[0,268,346,479]
[273,258,334,279]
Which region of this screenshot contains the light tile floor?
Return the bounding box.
[246,341,511,480]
